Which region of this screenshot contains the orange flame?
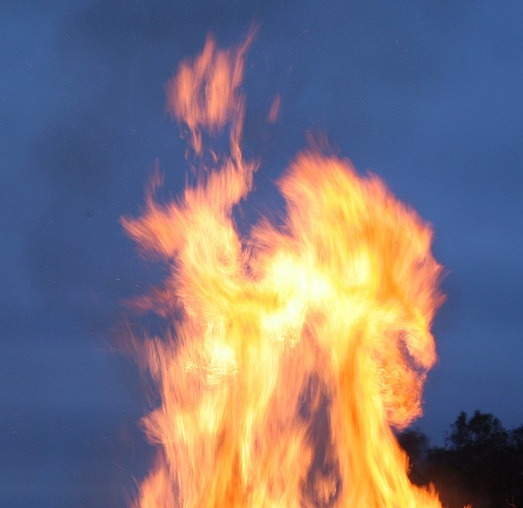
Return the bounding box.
[123,34,446,508]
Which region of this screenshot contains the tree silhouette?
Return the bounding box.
[396,429,431,486]
[446,410,508,450]
[398,411,523,508]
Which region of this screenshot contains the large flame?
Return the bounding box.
[123,34,445,508]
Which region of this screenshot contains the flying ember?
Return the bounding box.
[122,32,446,508]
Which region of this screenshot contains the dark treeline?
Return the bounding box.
[398,411,523,508]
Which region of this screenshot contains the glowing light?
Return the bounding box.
[123,34,446,508]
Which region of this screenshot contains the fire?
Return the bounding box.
[122,33,445,508]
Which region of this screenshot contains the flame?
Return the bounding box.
[123,34,446,508]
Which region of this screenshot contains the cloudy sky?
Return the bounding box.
[2,1,522,506]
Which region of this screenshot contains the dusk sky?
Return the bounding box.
[2,1,523,507]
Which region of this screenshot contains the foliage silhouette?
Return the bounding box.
[398,411,523,508]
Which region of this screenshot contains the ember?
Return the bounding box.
[123,33,446,508]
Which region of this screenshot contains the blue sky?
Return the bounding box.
[2,1,522,506]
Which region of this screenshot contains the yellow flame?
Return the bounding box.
[123,34,446,508]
